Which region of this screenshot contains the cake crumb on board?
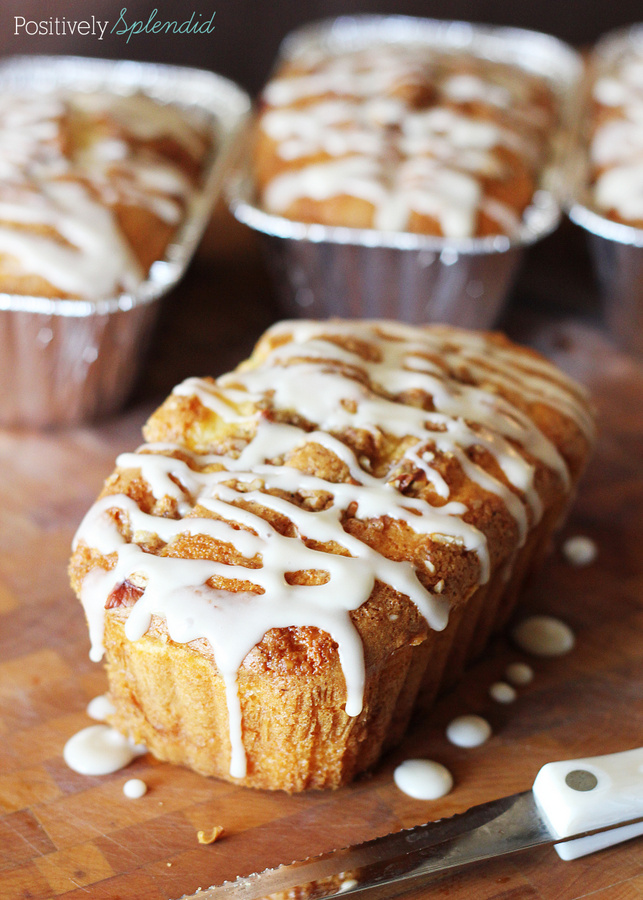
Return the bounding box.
[198,826,225,845]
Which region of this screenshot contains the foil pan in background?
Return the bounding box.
[228,15,582,327]
[0,55,251,428]
[567,25,643,358]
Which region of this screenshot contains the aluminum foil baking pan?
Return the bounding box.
[567,25,643,357]
[0,55,250,428]
[228,15,581,327]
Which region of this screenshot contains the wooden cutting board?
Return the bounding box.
[1,252,642,900]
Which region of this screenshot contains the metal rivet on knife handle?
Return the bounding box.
[565,770,599,792]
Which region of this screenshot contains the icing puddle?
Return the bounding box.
[63,724,146,776]
[394,759,454,800]
[123,778,148,799]
[446,714,493,748]
[512,615,575,657]
[562,534,598,567]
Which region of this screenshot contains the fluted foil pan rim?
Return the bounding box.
[230,175,561,256]
[0,54,251,316]
[280,14,581,86]
[568,203,643,249]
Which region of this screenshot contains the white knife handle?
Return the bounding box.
[553,820,643,861]
[532,747,643,848]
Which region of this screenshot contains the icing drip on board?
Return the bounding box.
[393,759,454,799]
[123,778,147,798]
[73,320,592,779]
[489,681,517,703]
[512,615,575,657]
[562,534,597,566]
[63,724,146,775]
[505,661,534,686]
[446,714,492,748]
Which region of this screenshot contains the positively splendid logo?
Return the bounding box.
[14,8,216,43]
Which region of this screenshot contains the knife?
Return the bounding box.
[181,747,643,900]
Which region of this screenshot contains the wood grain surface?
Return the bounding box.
[1,222,642,900]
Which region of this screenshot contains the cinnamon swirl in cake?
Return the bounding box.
[253,42,558,239]
[69,320,594,791]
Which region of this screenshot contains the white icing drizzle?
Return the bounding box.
[0,90,203,299]
[511,615,575,657]
[591,47,643,221]
[443,74,511,109]
[446,714,492,748]
[0,95,66,181]
[63,724,146,775]
[72,92,206,159]
[393,758,454,799]
[595,164,643,222]
[73,320,591,779]
[0,180,143,297]
[261,99,393,161]
[259,44,554,237]
[263,46,430,107]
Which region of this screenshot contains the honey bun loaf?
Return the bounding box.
[588,38,643,228]
[254,42,558,239]
[0,90,210,300]
[70,319,594,791]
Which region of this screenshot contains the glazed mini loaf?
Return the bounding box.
[588,36,643,228]
[70,320,594,792]
[0,90,210,300]
[254,41,558,238]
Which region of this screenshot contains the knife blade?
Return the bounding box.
[181,747,643,900]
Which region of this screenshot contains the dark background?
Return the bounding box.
[1,0,637,347]
[1,0,640,95]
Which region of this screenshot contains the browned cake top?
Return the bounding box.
[0,90,210,299]
[254,42,557,237]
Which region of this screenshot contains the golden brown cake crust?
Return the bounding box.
[70,320,594,791]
